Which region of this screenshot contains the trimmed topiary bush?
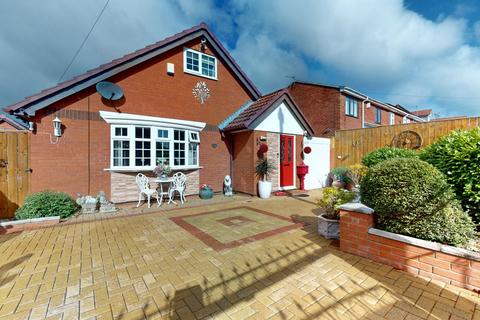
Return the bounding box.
[361,158,475,246]
[420,128,480,222]
[362,147,418,168]
[15,191,79,220]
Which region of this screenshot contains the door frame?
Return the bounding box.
[278,134,296,190]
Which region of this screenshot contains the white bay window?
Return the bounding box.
[100,111,205,171]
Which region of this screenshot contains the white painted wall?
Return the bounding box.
[303,137,331,190]
[254,102,305,135]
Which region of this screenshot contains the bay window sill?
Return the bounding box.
[104,166,203,172]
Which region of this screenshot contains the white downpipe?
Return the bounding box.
[361,97,369,128]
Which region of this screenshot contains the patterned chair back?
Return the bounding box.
[171,172,186,189]
[135,173,150,192]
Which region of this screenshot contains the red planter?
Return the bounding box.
[296,163,309,190]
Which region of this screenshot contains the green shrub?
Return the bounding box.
[318,187,356,219]
[360,158,475,246]
[15,191,79,220]
[362,147,418,167]
[420,128,480,222]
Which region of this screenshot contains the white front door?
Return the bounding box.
[303,137,331,190]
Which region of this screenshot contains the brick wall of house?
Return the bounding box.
[28,38,254,201]
[231,131,255,195]
[0,121,18,130]
[288,83,340,136]
[266,132,280,192]
[339,208,480,291]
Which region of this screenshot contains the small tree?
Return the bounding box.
[255,158,275,181]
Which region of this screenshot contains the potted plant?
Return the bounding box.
[256,158,275,199]
[330,167,349,188]
[153,160,171,179]
[346,164,368,202]
[317,187,356,239]
[199,184,213,199]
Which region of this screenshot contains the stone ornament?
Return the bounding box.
[224,175,233,196]
[192,81,210,104]
[76,191,116,214]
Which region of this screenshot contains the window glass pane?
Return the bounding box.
[135,140,151,166]
[201,55,216,77]
[188,143,198,166]
[156,141,170,164]
[113,140,129,167]
[135,127,150,139]
[158,129,168,139]
[186,51,199,71]
[174,130,185,141]
[287,139,292,162]
[174,142,185,166]
[115,127,128,137]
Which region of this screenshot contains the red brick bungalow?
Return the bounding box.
[3,23,314,202]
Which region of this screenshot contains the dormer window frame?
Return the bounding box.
[183,48,218,80]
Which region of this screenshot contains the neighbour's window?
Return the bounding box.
[184,48,217,79]
[345,96,358,117]
[110,126,200,169]
[390,112,395,125]
[403,116,410,124]
[375,107,381,124]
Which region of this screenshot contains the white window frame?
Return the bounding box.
[390,112,395,125]
[345,96,358,117]
[183,48,218,80]
[101,111,206,171]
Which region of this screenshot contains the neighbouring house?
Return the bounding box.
[0,110,28,130]
[2,23,314,202]
[287,81,425,136]
[411,109,433,121]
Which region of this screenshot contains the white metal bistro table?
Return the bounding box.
[154,177,175,206]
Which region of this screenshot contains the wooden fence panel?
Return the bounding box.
[0,131,30,219]
[333,117,480,167]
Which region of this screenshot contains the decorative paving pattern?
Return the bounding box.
[170,206,303,251]
[0,193,480,320]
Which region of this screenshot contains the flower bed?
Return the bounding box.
[339,203,480,291]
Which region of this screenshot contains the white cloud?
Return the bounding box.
[1,0,480,117]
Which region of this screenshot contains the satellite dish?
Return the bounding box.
[96,81,124,101]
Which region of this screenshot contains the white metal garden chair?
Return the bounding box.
[168,172,187,204]
[135,173,161,208]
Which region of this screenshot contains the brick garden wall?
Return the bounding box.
[339,207,480,291]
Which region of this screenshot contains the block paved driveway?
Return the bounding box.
[1,193,480,320]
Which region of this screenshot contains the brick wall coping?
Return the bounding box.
[369,227,480,262]
[0,216,60,227]
[337,203,374,214]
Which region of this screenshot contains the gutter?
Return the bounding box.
[339,87,424,122]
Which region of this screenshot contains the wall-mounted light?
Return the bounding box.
[28,121,35,132]
[53,116,62,137]
[200,38,207,52]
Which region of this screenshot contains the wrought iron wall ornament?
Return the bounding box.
[192,81,210,104]
[392,130,423,149]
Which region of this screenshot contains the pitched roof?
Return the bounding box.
[222,89,314,135]
[5,23,261,115]
[412,109,433,117]
[0,111,28,129]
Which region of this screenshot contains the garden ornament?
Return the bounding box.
[224,175,233,196]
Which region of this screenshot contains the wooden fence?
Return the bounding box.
[0,131,30,219]
[333,117,480,167]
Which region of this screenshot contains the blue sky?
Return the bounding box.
[1,0,480,117]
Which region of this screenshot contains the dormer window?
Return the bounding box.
[184,48,217,80]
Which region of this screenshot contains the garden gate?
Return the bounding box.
[333,117,480,167]
[0,131,30,219]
